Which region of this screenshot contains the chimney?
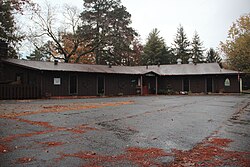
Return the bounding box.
[54,59,58,65]
[157,62,160,67]
[177,58,182,64]
[146,65,148,69]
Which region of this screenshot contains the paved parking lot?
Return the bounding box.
[1,95,250,166]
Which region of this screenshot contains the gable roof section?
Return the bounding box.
[2,59,239,76]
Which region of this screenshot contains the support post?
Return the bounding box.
[141,75,143,95]
[156,76,158,95]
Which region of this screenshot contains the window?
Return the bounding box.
[54,78,61,85]
[224,78,230,87]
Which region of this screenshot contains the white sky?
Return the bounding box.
[32,0,250,50]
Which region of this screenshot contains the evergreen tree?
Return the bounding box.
[141,29,165,65]
[0,0,33,59]
[206,48,222,63]
[26,48,49,61]
[141,28,174,65]
[191,31,205,63]
[0,0,21,58]
[172,25,190,64]
[78,0,137,65]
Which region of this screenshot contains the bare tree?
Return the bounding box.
[27,2,96,63]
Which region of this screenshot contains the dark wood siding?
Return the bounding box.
[105,74,137,96]
[78,73,97,96]
[190,76,205,93]
[213,75,239,93]
[159,76,183,92]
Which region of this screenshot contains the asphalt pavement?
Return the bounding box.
[0,95,250,166]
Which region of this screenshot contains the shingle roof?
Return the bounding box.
[3,59,239,76]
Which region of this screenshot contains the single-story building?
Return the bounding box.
[0,58,242,99]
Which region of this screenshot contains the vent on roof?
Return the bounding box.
[54,59,58,65]
[188,58,193,64]
[108,63,112,68]
[158,62,160,67]
[177,58,182,64]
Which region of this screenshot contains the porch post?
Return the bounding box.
[141,75,143,95]
[155,76,158,95]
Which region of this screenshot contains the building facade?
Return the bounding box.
[0,59,241,99]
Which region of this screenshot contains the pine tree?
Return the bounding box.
[26,48,49,61]
[78,0,137,65]
[0,0,33,58]
[173,25,190,64]
[206,48,222,63]
[141,28,175,65]
[191,31,205,63]
[0,0,21,58]
[141,28,165,65]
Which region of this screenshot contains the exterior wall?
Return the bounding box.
[41,72,138,97]
[0,61,240,99]
[213,75,239,93]
[105,74,138,96]
[190,76,205,93]
[158,76,183,92]
[41,71,70,97]
[1,63,40,85]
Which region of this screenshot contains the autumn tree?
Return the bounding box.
[172,25,190,64]
[78,0,138,65]
[191,31,205,63]
[0,0,33,58]
[206,48,221,63]
[220,13,250,72]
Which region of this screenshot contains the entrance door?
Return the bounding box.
[69,75,77,95]
[97,76,105,95]
[183,78,189,91]
[206,77,213,93]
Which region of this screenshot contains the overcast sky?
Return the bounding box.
[33,0,249,50]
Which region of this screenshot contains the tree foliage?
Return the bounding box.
[206,48,221,63]
[26,46,49,61]
[191,31,205,63]
[78,0,138,65]
[141,28,174,65]
[172,25,190,64]
[0,0,33,58]
[220,13,250,72]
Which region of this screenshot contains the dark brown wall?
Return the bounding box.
[105,74,138,96]
[190,76,205,93]
[1,62,240,99]
[158,76,182,92]
[41,72,138,97]
[1,63,40,85]
[213,75,239,93]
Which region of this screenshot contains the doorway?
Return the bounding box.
[97,76,105,95]
[69,75,78,95]
[206,77,213,93]
[183,78,190,92]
